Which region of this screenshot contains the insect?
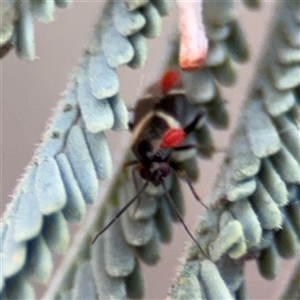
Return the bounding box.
[92,70,207,253]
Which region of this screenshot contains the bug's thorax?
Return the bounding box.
[131,108,185,163]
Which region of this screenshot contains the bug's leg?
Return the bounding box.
[127,105,136,131]
[173,144,197,151]
[174,144,226,154]
[185,179,209,209]
[92,181,149,245]
[161,180,205,255]
[127,106,135,112]
[123,160,139,179]
[170,162,208,209]
[128,121,134,132]
[131,165,143,216]
[184,110,205,134]
[124,160,139,168]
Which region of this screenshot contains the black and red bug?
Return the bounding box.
[93,70,207,253]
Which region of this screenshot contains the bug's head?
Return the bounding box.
[137,146,171,185]
[139,160,171,186]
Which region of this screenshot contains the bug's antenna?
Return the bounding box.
[161,180,205,256]
[92,181,149,245]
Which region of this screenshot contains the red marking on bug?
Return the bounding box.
[160,128,185,148]
[160,70,180,93]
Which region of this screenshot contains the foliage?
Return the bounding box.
[1,0,299,299]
